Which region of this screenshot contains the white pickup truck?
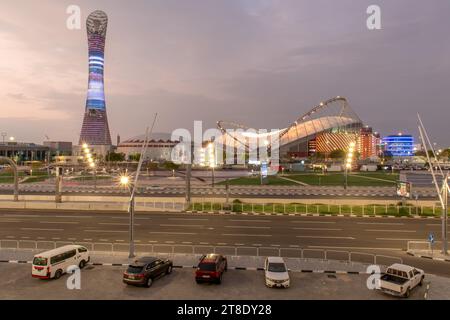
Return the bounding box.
[379,264,425,298]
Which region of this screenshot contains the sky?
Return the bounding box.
[0,0,449,146]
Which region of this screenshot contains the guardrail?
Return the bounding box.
[0,240,403,266]
[407,241,432,252]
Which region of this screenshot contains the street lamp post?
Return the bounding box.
[345,142,356,190]
[120,175,135,258]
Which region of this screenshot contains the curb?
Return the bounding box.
[0,260,367,274]
[406,252,450,263]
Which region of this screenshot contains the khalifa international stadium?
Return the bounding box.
[217,96,378,160]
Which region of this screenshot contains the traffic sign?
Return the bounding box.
[428,233,435,244]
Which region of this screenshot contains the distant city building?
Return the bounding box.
[43,141,72,157]
[117,133,179,162]
[358,127,378,160]
[382,134,415,157]
[78,10,112,155]
[0,141,49,162]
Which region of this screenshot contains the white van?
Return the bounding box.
[32,245,90,280]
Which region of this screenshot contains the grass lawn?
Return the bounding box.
[23,176,50,183]
[283,173,398,186]
[218,176,297,186]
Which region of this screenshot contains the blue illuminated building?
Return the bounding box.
[382,134,415,157]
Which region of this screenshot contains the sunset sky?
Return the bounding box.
[0,0,449,146]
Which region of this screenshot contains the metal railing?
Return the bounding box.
[407,241,432,252]
[0,240,403,266]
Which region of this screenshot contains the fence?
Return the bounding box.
[0,240,402,266]
[407,241,432,252]
[191,202,449,217]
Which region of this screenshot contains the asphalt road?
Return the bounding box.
[0,209,449,277]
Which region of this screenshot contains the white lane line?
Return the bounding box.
[357,222,404,226]
[228,220,271,223]
[135,240,141,243]
[0,220,22,223]
[296,236,355,240]
[271,244,280,247]
[149,232,197,235]
[292,221,336,224]
[235,243,245,246]
[168,218,209,221]
[217,243,227,246]
[159,224,204,228]
[222,234,272,237]
[225,226,271,229]
[68,238,77,241]
[165,241,175,244]
[365,229,416,233]
[376,238,433,241]
[6,236,15,239]
[182,242,192,244]
[83,239,93,241]
[84,230,128,233]
[99,223,141,226]
[293,227,343,231]
[115,240,125,242]
[40,221,79,225]
[20,228,64,231]
[21,237,30,239]
[149,241,158,243]
[3,215,42,218]
[289,245,300,248]
[308,245,403,251]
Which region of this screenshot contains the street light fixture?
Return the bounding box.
[345,142,356,190]
[119,173,136,258]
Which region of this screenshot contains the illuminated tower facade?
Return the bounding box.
[79,10,112,149]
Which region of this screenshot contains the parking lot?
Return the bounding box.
[0,263,433,300]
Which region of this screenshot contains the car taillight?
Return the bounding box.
[137,274,145,278]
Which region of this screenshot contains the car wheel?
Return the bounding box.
[54,270,63,280]
[196,280,201,284]
[404,288,411,298]
[419,276,424,286]
[166,265,173,275]
[79,260,86,269]
[145,277,153,288]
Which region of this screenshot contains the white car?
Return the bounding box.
[32,245,90,280]
[379,264,425,298]
[264,257,290,288]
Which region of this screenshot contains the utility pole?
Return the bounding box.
[55,167,62,203]
[442,173,448,254]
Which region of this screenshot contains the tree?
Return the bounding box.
[329,149,346,159]
[129,153,141,162]
[106,152,125,162]
[163,161,180,171]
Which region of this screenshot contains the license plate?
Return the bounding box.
[202,275,210,278]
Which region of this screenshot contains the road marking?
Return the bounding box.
[289,245,300,248]
[308,245,403,251]
[376,238,433,241]
[200,242,210,245]
[293,227,342,231]
[292,221,336,224]
[159,224,203,228]
[235,243,245,246]
[149,241,158,243]
[149,232,197,235]
[99,223,141,226]
[21,237,30,239]
[365,229,416,233]
[68,238,77,241]
[182,242,192,244]
[0,220,22,223]
[84,230,128,233]
[5,236,15,239]
[20,228,64,231]
[296,236,355,240]
[222,234,272,237]
[83,239,93,241]
[40,221,79,225]
[271,244,280,247]
[115,240,125,242]
[252,244,262,247]
[165,241,175,244]
[168,218,209,221]
[225,226,271,229]
[357,222,404,226]
[228,219,270,223]
[52,238,61,240]
[3,215,42,218]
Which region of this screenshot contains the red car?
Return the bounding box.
[195,254,227,284]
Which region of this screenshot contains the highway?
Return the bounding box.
[0,209,449,277]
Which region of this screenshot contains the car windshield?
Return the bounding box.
[33,257,48,266]
[199,263,216,272]
[268,263,287,273]
[126,265,144,274]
